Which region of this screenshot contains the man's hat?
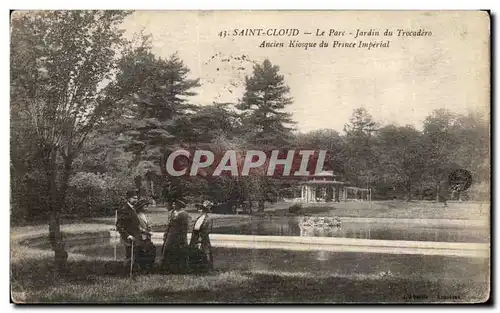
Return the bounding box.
[126,190,138,199]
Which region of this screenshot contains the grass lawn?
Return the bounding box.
[264,200,490,220]
[11,256,488,303]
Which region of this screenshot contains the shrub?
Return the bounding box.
[288,203,303,214]
[467,182,489,201]
[66,172,135,217]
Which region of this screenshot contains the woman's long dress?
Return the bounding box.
[136,211,155,271]
[189,213,214,271]
[161,209,190,273]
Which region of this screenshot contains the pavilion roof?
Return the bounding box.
[299,180,346,185]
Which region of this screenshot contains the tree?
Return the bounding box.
[67,131,141,214]
[107,47,200,152]
[422,109,461,202]
[376,125,426,201]
[11,91,47,223]
[343,108,379,188]
[237,59,295,150]
[295,129,345,175]
[11,11,130,270]
[188,102,241,144]
[236,59,296,211]
[343,107,378,136]
[105,45,201,203]
[453,112,490,188]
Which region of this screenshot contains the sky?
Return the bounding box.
[120,11,490,133]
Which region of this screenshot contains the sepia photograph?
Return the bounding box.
[10,10,491,304]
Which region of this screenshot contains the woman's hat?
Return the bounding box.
[174,198,187,208]
[202,200,214,211]
[135,199,151,211]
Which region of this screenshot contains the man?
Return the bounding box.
[161,198,191,273]
[116,191,154,272]
[116,190,139,262]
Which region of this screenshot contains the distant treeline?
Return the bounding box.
[10,11,490,226]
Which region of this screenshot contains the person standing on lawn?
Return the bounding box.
[189,200,214,272]
[116,191,155,272]
[134,198,156,272]
[116,190,139,268]
[161,198,191,273]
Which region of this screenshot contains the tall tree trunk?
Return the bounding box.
[48,210,67,272]
[160,153,166,203]
[46,147,68,273]
[160,152,173,204]
[59,154,73,207]
[135,175,144,197]
[419,182,424,200]
[406,180,412,202]
[258,200,265,212]
[435,181,440,203]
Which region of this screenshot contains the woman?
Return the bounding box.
[161,198,190,273]
[134,198,156,272]
[189,200,214,272]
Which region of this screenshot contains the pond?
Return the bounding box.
[23,218,489,286]
[207,216,490,243]
[54,240,488,283]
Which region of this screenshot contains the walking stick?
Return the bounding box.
[114,209,117,260]
[129,240,135,279]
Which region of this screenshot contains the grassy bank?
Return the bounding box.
[265,200,490,220]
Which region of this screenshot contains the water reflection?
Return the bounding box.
[213,216,489,243]
[24,233,489,285]
[62,243,489,284]
[316,250,328,261]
